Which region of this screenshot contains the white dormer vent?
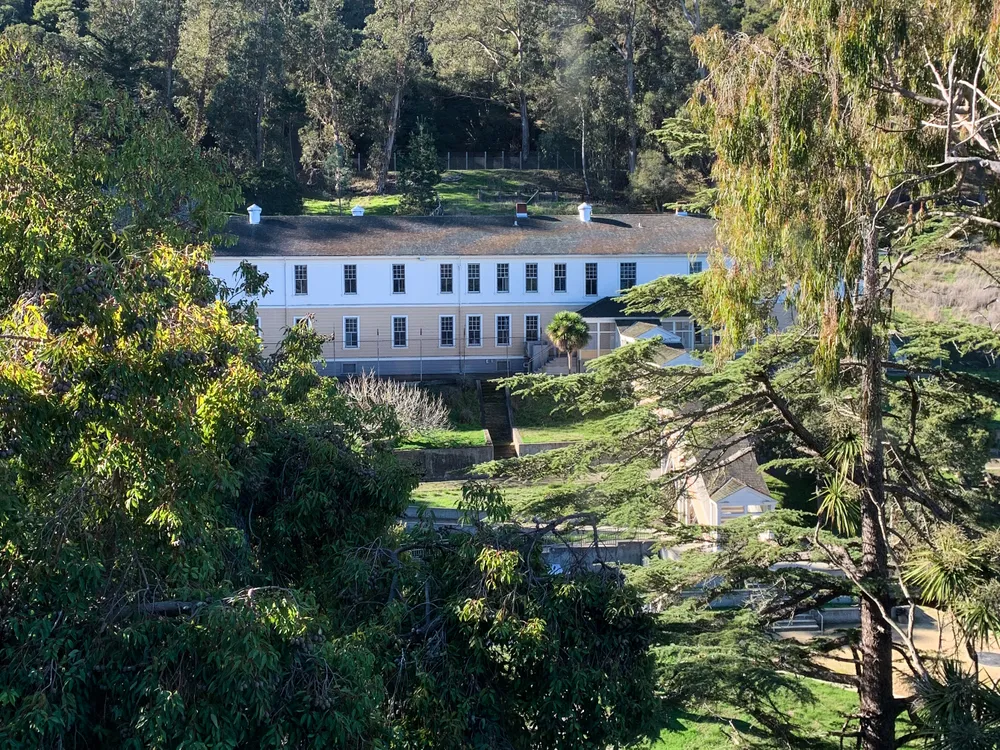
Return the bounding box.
[247,204,262,225]
[577,202,592,223]
[515,202,528,219]
[351,205,365,217]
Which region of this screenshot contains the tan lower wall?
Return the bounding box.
[258,304,571,359]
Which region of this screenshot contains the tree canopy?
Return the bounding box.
[0,38,656,748]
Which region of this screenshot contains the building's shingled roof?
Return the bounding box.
[216,213,717,258]
[576,296,663,322]
[703,439,771,501]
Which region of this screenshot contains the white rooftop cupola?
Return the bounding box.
[351,205,365,217]
[577,202,592,223]
[247,204,262,225]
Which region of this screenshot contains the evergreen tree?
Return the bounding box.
[396,121,440,214]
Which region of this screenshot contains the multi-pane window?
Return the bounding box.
[440,263,453,293]
[344,264,357,294]
[392,264,406,294]
[254,317,262,336]
[439,316,455,347]
[292,316,312,329]
[525,263,538,292]
[585,262,598,296]
[525,314,540,343]
[343,317,359,349]
[554,263,567,292]
[496,263,509,293]
[620,262,637,289]
[294,265,308,295]
[467,263,480,293]
[467,315,482,347]
[392,316,407,347]
[496,315,511,347]
[689,260,703,274]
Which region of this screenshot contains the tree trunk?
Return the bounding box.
[254,4,269,169]
[580,99,590,198]
[567,349,572,374]
[856,210,895,750]
[519,89,529,160]
[625,22,636,174]
[376,81,403,194]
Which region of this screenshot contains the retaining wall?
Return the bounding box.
[512,428,576,457]
[395,431,494,480]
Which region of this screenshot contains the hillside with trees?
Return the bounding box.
[0,0,776,212]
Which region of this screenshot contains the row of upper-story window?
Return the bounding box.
[283,313,541,349]
[291,260,705,297]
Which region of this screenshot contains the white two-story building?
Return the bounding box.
[210,204,716,377]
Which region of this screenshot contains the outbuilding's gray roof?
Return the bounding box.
[703,440,772,501]
[216,213,717,258]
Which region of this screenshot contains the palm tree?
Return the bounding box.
[546,311,590,374]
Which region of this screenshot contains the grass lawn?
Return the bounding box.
[396,383,485,450]
[410,481,464,509]
[512,391,620,445]
[397,427,486,450]
[634,679,906,749]
[302,169,634,217]
[516,416,616,444]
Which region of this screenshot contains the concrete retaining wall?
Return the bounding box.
[512,428,576,457]
[395,431,494,480]
[544,540,652,570]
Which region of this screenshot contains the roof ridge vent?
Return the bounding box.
[351,205,365,217]
[247,204,261,225]
[577,202,592,222]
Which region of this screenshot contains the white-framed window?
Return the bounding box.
[391,316,407,348]
[292,316,312,329]
[496,263,509,293]
[392,264,406,294]
[585,262,598,296]
[689,260,703,274]
[620,262,637,290]
[496,314,511,347]
[294,265,308,295]
[255,316,262,336]
[467,263,480,293]
[467,315,482,347]
[525,263,538,293]
[439,315,455,348]
[343,264,357,294]
[693,319,704,345]
[343,316,359,349]
[525,314,540,343]
[662,318,695,349]
[440,263,453,294]
[554,263,567,293]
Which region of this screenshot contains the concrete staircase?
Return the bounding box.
[481,381,517,459]
[771,612,821,632]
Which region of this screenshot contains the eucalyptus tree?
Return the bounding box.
[360,0,431,193]
[429,0,548,157]
[687,4,1000,745]
[291,0,358,188]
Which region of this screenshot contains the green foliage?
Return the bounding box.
[0,39,658,748]
[242,165,305,215]
[545,311,590,372]
[396,122,441,214]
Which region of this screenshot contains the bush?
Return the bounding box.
[242,166,304,216]
[341,372,450,435]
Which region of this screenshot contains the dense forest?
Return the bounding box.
[0,0,775,211]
